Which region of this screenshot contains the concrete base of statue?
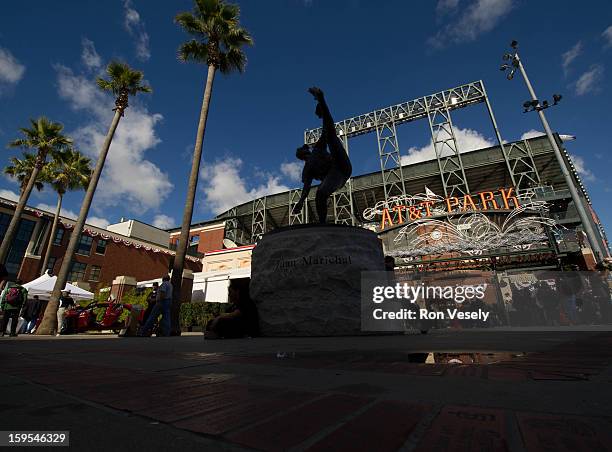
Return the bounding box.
[249,224,384,336]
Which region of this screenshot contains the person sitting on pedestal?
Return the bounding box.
[205,278,258,339]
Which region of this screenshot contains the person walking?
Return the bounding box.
[1,279,28,337]
[139,276,172,337]
[56,290,74,336]
[19,295,41,334]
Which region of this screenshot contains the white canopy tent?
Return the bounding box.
[22,272,94,301]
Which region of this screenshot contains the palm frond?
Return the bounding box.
[178,40,209,63]
[96,61,151,100]
[3,152,47,192]
[46,149,92,195]
[7,117,71,161]
[218,47,247,74]
[175,0,253,72]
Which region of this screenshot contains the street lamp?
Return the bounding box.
[500,40,604,262]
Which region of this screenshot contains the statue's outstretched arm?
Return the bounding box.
[308,87,336,143]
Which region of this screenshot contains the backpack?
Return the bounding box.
[5,287,23,307]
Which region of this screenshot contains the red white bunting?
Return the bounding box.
[0,199,200,263]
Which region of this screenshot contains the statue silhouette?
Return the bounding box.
[293,87,352,223]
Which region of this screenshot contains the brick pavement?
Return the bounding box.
[1,331,612,451]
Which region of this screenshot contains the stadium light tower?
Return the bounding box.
[501,40,604,262]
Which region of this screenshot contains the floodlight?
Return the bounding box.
[500,64,509,71]
[523,101,532,108]
[553,94,562,104]
[510,40,518,49]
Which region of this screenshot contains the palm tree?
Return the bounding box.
[36,61,151,335]
[4,152,47,194]
[171,0,253,334]
[0,118,71,264]
[39,149,92,276]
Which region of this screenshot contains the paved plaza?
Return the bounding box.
[2,330,612,451]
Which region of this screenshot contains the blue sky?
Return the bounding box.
[0,0,611,233]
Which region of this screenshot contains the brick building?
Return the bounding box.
[168,220,226,255]
[0,197,202,291]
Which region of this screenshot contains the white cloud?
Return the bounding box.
[0,189,20,202]
[81,38,101,71]
[280,162,303,182]
[520,129,545,140]
[55,65,173,214]
[570,154,595,181]
[0,47,25,88]
[87,216,110,229]
[401,127,495,165]
[575,65,604,96]
[201,157,290,215]
[122,0,151,61]
[428,0,514,48]
[603,25,612,48]
[152,214,175,229]
[561,41,582,74]
[436,0,460,15]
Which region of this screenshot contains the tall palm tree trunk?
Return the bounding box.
[40,193,63,276]
[0,160,43,265]
[170,64,216,335]
[36,110,123,335]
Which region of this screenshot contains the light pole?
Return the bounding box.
[500,40,604,263]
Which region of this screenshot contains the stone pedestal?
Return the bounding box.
[250,224,384,336]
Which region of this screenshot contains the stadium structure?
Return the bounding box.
[215,81,609,271]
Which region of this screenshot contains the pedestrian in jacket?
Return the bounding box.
[1,279,28,337]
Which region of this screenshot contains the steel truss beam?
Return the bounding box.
[332,135,355,225]
[251,197,266,242]
[288,189,307,225]
[504,140,541,189]
[376,118,406,201]
[304,81,488,143]
[426,103,469,197]
[481,83,540,190]
[225,207,247,245]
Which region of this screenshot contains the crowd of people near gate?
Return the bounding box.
[505,274,612,326]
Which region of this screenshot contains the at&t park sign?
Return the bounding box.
[367,187,522,230]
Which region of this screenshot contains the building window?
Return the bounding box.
[68,262,87,282]
[96,239,107,255]
[76,235,93,256]
[46,256,57,274]
[89,265,101,282]
[32,220,48,255]
[0,213,36,278]
[53,228,64,246]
